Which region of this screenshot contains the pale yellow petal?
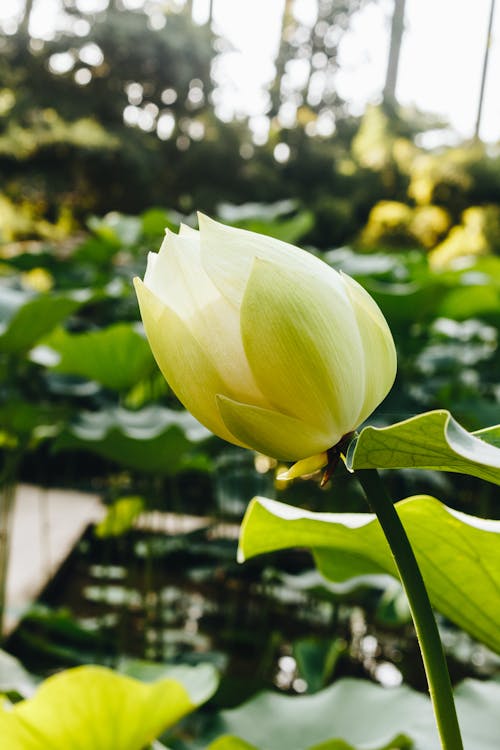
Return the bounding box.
[217,395,332,461]
[141,233,264,404]
[240,258,366,442]
[134,278,245,446]
[277,452,328,481]
[340,272,397,425]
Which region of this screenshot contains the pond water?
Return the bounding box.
[6,514,496,710]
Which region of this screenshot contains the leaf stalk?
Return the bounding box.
[354,468,463,750]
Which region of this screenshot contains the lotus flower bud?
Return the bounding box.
[134,215,396,465]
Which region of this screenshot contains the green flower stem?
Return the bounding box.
[354,468,463,750]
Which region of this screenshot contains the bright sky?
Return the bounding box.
[209,0,500,141]
[2,0,499,142]
[209,0,500,143]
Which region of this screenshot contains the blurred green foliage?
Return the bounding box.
[1,1,500,258]
[1,201,499,523]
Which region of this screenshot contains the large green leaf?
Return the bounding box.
[207,677,420,750]
[203,678,500,750]
[239,495,500,653]
[117,659,218,706]
[41,323,156,391]
[206,740,408,750]
[54,405,211,474]
[0,289,91,354]
[0,664,213,749]
[347,409,500,485]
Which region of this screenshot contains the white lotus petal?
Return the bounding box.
[179,223,199,238]
[144,231,220,318]
[198,213,332,308]
[143,232,265,405]
[135,278,244,446]
[144,251,158,287]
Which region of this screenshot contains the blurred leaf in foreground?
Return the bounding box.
[0,663,217,749]
[203,678,500,750]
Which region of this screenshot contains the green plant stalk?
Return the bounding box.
[354,468,463,750]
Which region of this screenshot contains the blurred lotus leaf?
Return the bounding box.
[141,207,182,238]
[38,323,157,391]
[54,405,211,474]
[217,200,314,245]
[202,678,500,750]
[87,212,142,247]
[0,400,63,447]
[206,738,259,750]
[0,663,215,749]
[0,286,92,354]
[117,659,218,707]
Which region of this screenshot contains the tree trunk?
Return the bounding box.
[475,0,496,140]
[383,0,406,107]
[270,0,295,116]
[19,0,35,35]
